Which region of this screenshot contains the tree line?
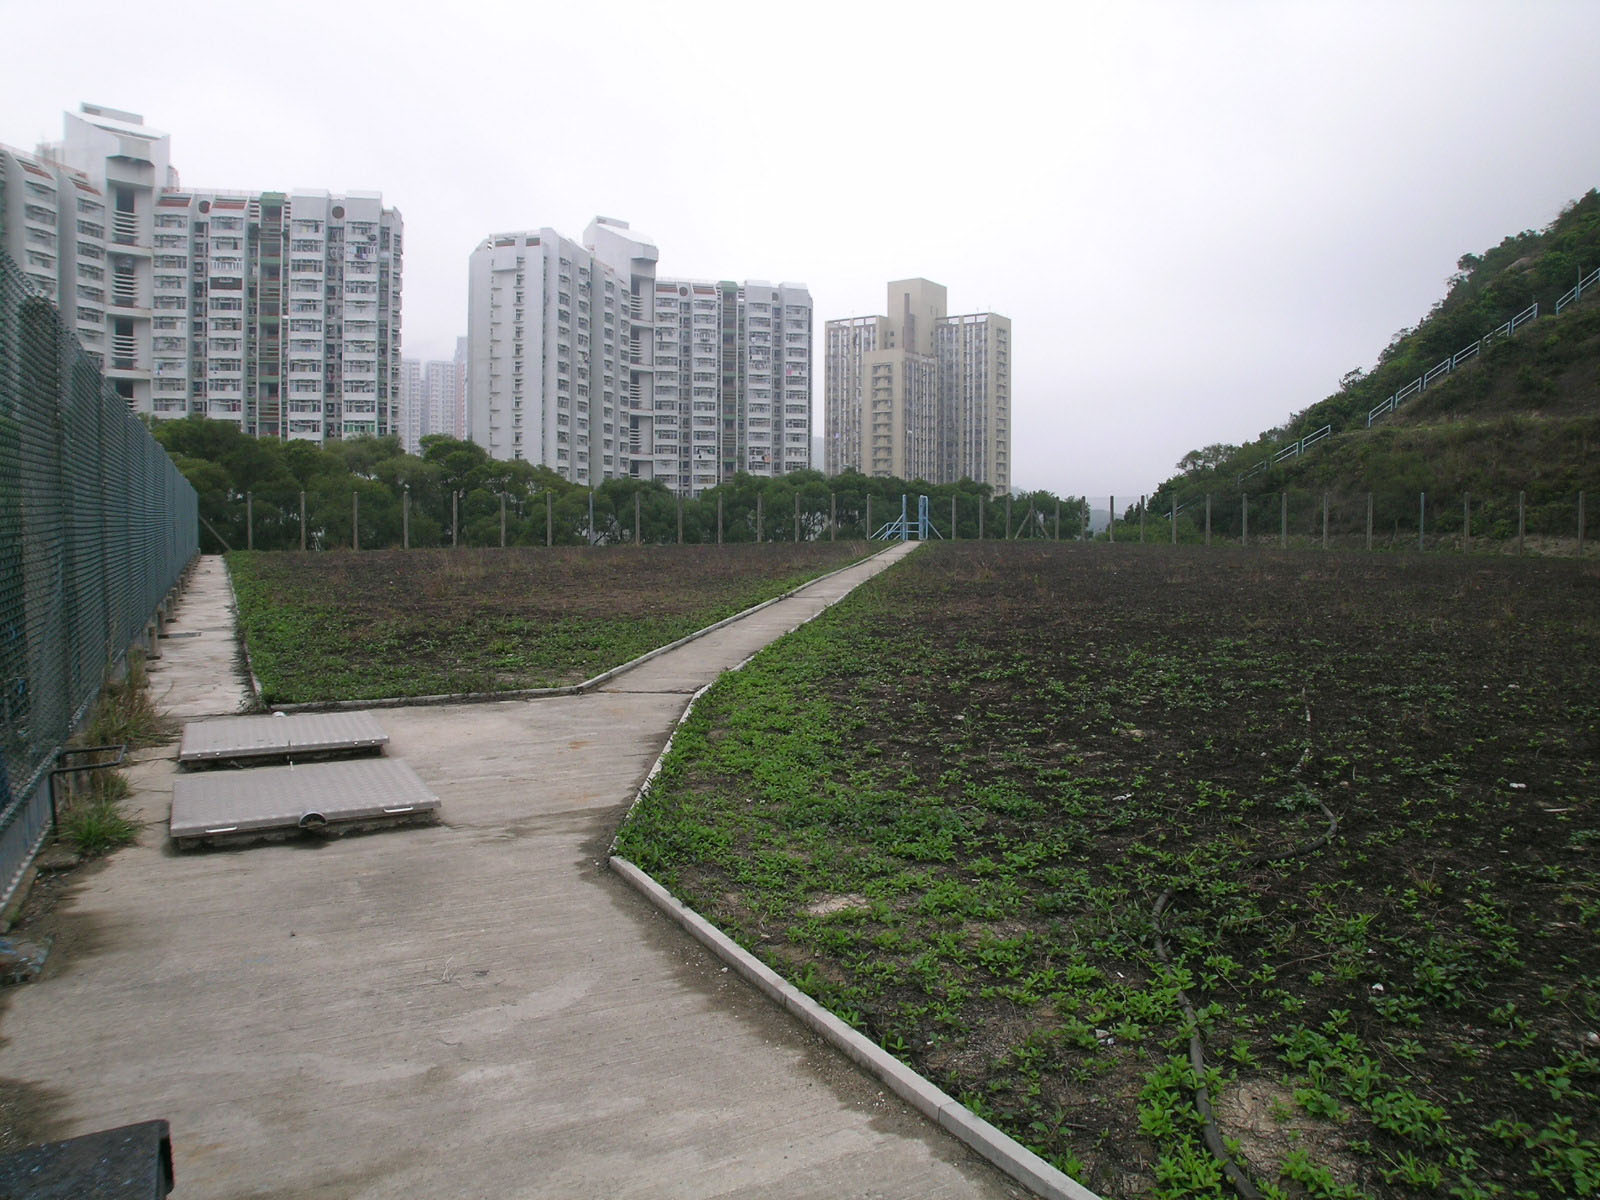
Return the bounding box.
[153,417,1090,552]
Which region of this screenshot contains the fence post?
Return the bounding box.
[1205,494,1212,546]
[635,492,642,545]
[794,492,801,543]
[501,493,508,548]
[352,491,359,552]
[1280,491,1288,549]
[1321,492,1328,550]
[1241,494,1248,546]
[1139,495,1146,543]
[717,493,724,544]
[1462,493,1470,551]
[1419,492,1426,552]
[454,491,461,548]
[1171,498,1177,545]
[586,490,593,546]
[1005,495,1013,539]
[402,486,409,550]
[1518,490,1526,554]
[300,490,307,552]
[546,492,553,547]
[1365,493,1373,551]
[678,493,685,545]
[1109,495,1115,543]
[1054,500,1060,541]
[1580,490,1587,557]
[756,493,764,543]
[975,496,981,540]
[246,491,254,551]
[954,495,960,541]
[831,492,837,541]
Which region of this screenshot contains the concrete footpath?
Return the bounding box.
[0,547,1032,1199]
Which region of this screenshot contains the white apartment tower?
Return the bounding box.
[399,356,462,454]
[0,104,403,442]
[825,279,1010,492]
[0,144,110,368]
[467,216,811,496]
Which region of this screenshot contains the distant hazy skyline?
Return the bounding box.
[3,0,1597,499]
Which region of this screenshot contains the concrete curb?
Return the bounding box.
[608,858,1103,1200]
[242,543,900,714]
[602,537,1104,1200]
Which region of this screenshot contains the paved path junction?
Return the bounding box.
[0,546,1035,1199]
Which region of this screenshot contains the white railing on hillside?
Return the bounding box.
[1239,423,1332,483]
[1556,267,1600,315]
[1367,302,1540,427]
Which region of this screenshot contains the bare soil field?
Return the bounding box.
[228,542,871,704]
[615,542,1600,1199]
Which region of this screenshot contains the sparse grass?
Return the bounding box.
[79,651,178,748]
[56,770,138,857]
[52,649,170,859]
[615,542,1600,1198]
[227,543,873,704]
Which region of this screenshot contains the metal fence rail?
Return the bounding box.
[0,249,198,913]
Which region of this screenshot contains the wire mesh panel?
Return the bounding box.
[0,249,198,911]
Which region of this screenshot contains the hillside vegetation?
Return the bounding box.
[1153,190,1600,536]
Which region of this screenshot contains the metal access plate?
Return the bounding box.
[170,758,439,843]
[178,712,389,763]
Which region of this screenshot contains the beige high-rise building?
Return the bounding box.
[825,279,1010,492]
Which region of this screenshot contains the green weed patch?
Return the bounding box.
[616,543,1600,1198]
[228,543,870,704]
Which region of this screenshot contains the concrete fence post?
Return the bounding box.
[1054,500,1060,541]
[1321,492,1328,550]
[1109,495,1115,543]
[756,494,764,543]
[1241,494,1248,546]
[677,494,684,545]
[1205,493,1212,546]
[1139,495,1146,544]
[794,492,801,543]
[717,494,724,545]
[300,490,307,552]
[1005,495,1012,540]
[352,491,359,552]
[402,486,409,550]
[1280,491,1288,549]
[501,493,508,548]
[1171,498,1177,545]
[546,492,553,547]
[246,491,253,551]
[635,492,642,545]
[454,491,461,548]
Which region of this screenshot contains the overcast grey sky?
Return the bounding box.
[5,0,1598,499]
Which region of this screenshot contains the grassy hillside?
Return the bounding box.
[1153,190,1600,534]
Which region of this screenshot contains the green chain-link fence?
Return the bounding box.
[0,248,198,911]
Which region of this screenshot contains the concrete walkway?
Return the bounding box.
[0,547,1031,1199]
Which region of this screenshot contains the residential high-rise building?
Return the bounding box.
[0,104,402,442]
[466,216,811,495]
[399,355,462,454]
[825,279,1009,492]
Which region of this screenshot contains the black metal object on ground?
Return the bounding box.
[0,1118,174,1197]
